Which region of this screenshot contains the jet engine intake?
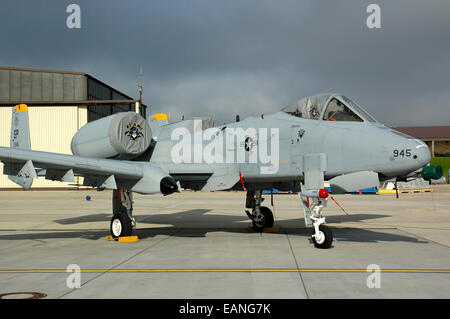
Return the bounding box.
[131,164,178,195]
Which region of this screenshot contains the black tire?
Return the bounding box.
[110,213,133,238]
[252,206,274,230]
[311,224,333,249]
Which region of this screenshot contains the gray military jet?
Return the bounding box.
[0,93,442,248]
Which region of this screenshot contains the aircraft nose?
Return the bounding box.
[407,138,432,169]
[415,143,432,166]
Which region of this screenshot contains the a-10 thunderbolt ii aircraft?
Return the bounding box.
[0,93,442,248]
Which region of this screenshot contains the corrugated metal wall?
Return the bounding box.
[0,106,87,188]
[0,69,86,102]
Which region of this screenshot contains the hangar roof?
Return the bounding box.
[0,66,141,105]
[391,126,450,141]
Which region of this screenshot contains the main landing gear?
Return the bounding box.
[245,190,274,231]
[111,188,135,238]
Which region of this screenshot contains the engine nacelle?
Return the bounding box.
[131,164,179,195]
[71,112,152,160]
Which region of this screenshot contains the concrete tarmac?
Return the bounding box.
[0,186,449,299]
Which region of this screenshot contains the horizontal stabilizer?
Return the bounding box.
[328,171,379,194]
[83,175,117,190]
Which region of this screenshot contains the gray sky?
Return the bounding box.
[1,0,449,126]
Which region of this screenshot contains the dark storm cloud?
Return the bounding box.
[1,0,449,125]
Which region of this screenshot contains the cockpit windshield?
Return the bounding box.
[323,98,363,122]
[340,96,377,122]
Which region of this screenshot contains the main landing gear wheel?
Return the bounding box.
[111,188,135,239]
[311,224,333,249]
[253,206,274,230]
[110,214,133,238]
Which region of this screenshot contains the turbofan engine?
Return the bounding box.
[71,112,152,160]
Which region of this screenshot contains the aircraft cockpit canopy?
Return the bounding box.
[281,93,377,123]
[281,94,330,120]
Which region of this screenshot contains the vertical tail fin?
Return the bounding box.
[10,104,31,149]
[8,104,34,188]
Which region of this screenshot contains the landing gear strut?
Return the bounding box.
[300,189,333,249]
[110,188,135,238]
[245,190,274,230]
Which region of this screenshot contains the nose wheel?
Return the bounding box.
[311,224,333,249]
[309,202,333,249]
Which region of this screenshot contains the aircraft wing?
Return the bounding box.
[0,146,180,194]
[0,146,142,179]
[0,146,236,193]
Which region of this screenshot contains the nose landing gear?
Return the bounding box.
[301,190,333,249]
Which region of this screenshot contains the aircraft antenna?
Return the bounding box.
[138,66,144,117]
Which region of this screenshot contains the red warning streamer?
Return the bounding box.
[330,196,349,215]
[117,188,122,209]
[239,172,246,191]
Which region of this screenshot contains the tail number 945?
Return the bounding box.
[393,149,411,157]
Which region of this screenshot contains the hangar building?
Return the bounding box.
[0,66,146,188]
[391,126,450,157]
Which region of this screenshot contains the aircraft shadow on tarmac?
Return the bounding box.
[0,209,429,245]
